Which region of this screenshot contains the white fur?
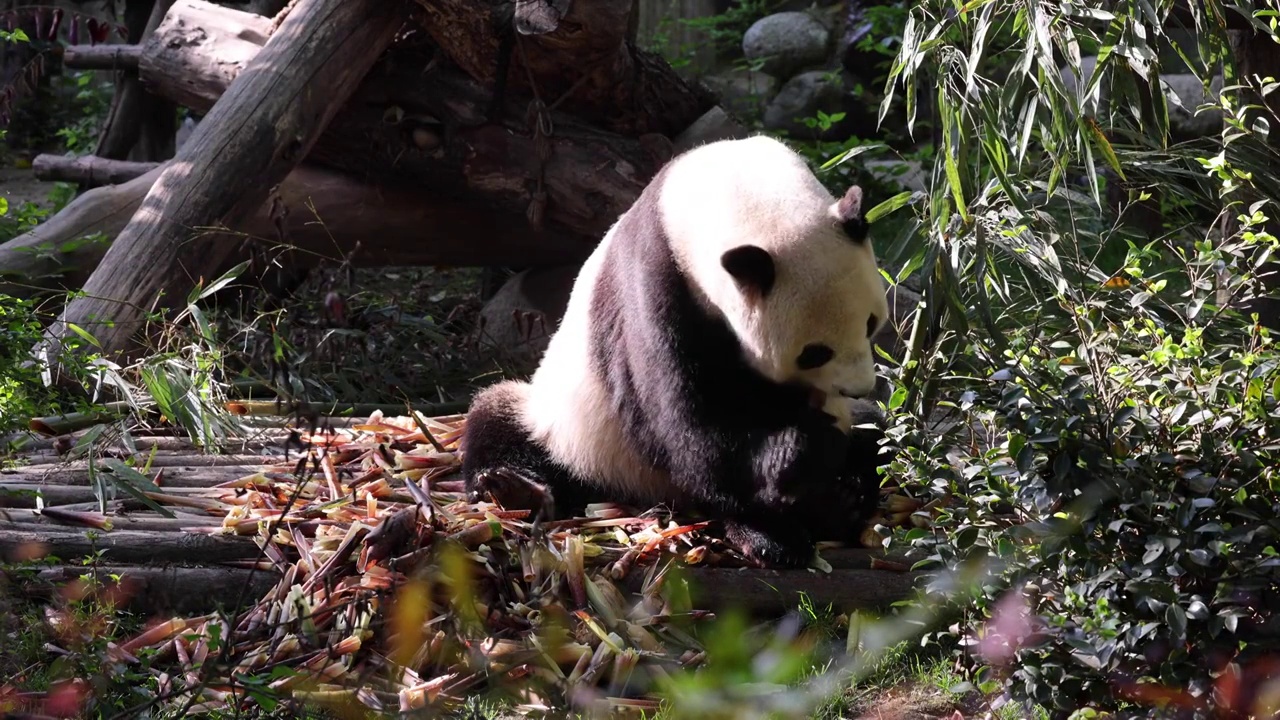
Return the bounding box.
[516,135,888,494]
[521,223,681,504]
[659,136,889,425]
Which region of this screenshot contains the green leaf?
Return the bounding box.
[942,131,969,222]
[866,191,916,223]
[1166,603,1187,640]
[189,258,249,303]
[1085,116,1125,181]
[820,143,887,171]
[98,459,176,518]
[65,322,101,349]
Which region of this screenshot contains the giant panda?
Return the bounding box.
[460,135,892,567]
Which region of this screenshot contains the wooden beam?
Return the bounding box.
[32,154,160,185]
[412,0,717,137]
[21,564,279,615]
[62,44,143,71]
[0,526,260,564]
[92,0,177,164]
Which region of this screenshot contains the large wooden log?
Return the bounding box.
[412,0,717,137]
[40,0,409,370]
[0,160,590,299]
[93,0,666,242]
[94,0,177,163]
[0,526,259,564]
[22,564,279,615]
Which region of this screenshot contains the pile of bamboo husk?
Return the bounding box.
[2,408,932,717]
[80,411,751,716]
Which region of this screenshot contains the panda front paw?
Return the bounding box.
[470,468,557,521]
[723,520,814,568]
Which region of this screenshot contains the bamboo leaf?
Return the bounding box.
[1085,117,1126,181]
[199,259,250,301]
[867,191,917,223]
[99,459,177,518]
[943,139,969,223]
[65,322,101,349]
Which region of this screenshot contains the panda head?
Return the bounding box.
[659,136,890,402]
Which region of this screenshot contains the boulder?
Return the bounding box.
[1163,73,1224,137]
[476,265,579,373]
[1060,56,1223,138]
[762,70,846,138]
[701,68,779,119]
[742,11,829,79]
[673,106,751,153]
[870,283,923,404]
[874,283,922,365]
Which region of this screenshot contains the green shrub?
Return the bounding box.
[862,0,1280,716]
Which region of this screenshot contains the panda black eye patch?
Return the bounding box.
[796,344,835,370]
[866,315,879,338]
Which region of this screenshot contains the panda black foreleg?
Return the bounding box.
[705,419,854,567]
[460,382,609,521]
[730,403,890,561]
[797,401,892,546]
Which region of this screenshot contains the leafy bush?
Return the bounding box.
[855,0,1280,717]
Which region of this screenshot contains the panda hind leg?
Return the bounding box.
[459,381,607,521]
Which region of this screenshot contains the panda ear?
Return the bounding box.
[720,245,775,299]
[833,185,869,243]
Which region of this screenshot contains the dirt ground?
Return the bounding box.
[0,165,59,213]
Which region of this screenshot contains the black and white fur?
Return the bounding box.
[461,136,892,566]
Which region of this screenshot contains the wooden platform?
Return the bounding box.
[1,410,928,714]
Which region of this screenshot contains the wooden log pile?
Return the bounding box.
[0,407,925,715]
[0,0,733,373]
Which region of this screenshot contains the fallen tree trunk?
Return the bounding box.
[41,0,410,371]
[1,160,590,299]
[76,0,665,242]
[33,154,160,186]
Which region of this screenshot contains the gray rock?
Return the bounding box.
[673,106,750,154]
[869,284,923,404]
[742,12,829,79]
[1060,56,1223,138]
[1164,72,1224,137]
[762,70,845,138]
[476,265,579,373]
[865,159,927,193]
[701,68,779,118]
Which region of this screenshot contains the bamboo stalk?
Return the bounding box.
[0,483,226,508]
[225,400,469,419]
[0,465,262,487]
